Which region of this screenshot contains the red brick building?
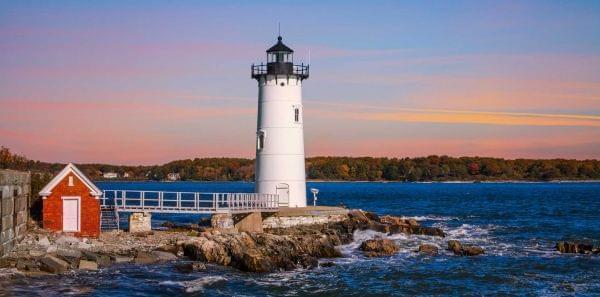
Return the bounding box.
[39,163,103,238]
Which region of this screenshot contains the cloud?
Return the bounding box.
[310,102,600,127]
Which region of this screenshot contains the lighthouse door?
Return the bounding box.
[276,184,290,207]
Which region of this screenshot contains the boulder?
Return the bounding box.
[156,244,180,254]
[151,250,178,261]
[447,240,484,256]
[39,255,70,274]
[175,262,194,273]
[418,244,439,256]
[462,245,485,256]
[236,250,273,272]
[55,235,80,246]
[160,221,178,229]
[77,241,93,250]
[46,245,57,253]
[82,251,112,267]
[57,247,82,259]
[348,210,371,224]
[78,260,98,271]
[134,252,159,264]
[28,249,46,258]
[556,241,597,254]
[183,238,231,266]
[379,215,407,226]
[406,218,419,227]
[362,211,380,222]
[359,239,400,257]
[447,240,462,255]
[183,228,344,272]
[193,262,207,271]
[368,222,391,234]
[111,255,133,264]
[410,226,446,237]
[0,258,16,269]
[59,256,81,269]
[175,262,206,273]
[297,254,319,269]
[37,236,50,247]
[319,261,336,268]
[16,259,38,271]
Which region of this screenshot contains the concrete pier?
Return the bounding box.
[262,206,349,229]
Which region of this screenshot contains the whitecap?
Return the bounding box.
[160,275,227,293]
[400,215,458,221]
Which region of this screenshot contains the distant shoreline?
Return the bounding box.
[93,179,600,183]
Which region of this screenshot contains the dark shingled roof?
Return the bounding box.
[266,36,293,53]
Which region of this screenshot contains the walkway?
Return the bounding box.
[101,190,279,214]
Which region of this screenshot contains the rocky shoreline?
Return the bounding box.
[1,209,595,277]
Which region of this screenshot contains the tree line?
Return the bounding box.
[2,146,599,183]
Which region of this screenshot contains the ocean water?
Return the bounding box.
[2,181,599,296]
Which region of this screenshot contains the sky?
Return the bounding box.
[1,0,599,165]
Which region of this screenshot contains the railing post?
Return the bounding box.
[141,191,145,209]
[194,193,198,210]
[213,193,216,211]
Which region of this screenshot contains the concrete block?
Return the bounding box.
[1,186,10,198]
[1,197,13,216]
[1,216,13,231]
[0,240,14,255]
[233,212,263,233]
[79,260,98,270]
[57,247,83,259]
[15,196,27,211]
[1,228,14,241]
[15,224,27,239]
[39,255,70,274]
[211,213,234,229]
[16,211,27,225]
[129,212,152,233]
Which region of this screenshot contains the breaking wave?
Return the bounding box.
[400,215,458,221]
[160,275,227,293]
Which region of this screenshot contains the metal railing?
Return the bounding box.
[251,63,309,79]
[100,190,279,214]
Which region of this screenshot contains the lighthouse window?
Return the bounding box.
[293,106,302,123]
[257,131,265,151]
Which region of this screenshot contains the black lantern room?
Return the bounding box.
[252,36,309,80]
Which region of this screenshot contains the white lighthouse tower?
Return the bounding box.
[252,36,309,207]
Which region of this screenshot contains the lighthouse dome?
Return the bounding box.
[266,36,294,53]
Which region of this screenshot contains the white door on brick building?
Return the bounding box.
[62,197,80,232]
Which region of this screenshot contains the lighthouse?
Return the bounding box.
[252,36,309,208]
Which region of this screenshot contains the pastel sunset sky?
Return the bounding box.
[1,1,599,165]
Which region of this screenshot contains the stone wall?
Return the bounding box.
[0,169,31,257]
